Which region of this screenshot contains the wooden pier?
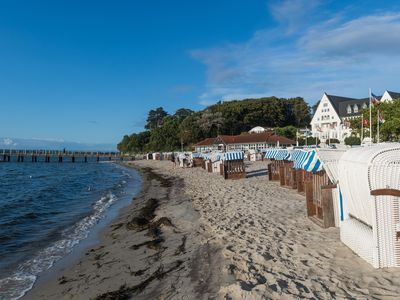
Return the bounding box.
[0,149,135,163]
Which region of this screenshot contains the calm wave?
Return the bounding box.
[0,162,141,300]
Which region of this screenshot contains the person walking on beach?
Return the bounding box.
[171,153,176,168]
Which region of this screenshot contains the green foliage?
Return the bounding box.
[147,116,181,151]
[344,136,361,146]
[349,99,400,142]
[118,96,313,152]
[174,108,194,120]
[326,138,340,145]
[298,137,320,146]
[145,107,168,130]
[117,131,150,153]
[274,126,297,139]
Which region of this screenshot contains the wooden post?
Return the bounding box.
[321,188,336,228]
[97,156,100,162]
[305,180,316,217]
[84,156,88,163]
[268,163,272,181]
[21,155,24,162]
[72,156,75,163]
[297,170,304,193]
[279,165,285,186]
[291,169,297,189]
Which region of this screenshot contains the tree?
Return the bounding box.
[117,96,313,151]
[147,116,181,151]
[145,107,169,130]
[196,110,225,136]
[287,97,311,127]
[274,126,297,139]
[117,135,130,152]
[349,99,400,142]
[174,108,194,120]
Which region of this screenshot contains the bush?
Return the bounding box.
[326,138,340,145]
[344,136,361,146]
[298,137,320,146]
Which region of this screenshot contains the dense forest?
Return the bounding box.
[117,97,311,153]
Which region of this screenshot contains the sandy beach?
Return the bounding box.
[24,160,400,299]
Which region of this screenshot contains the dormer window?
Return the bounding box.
[362,102,367,109]
[347,105,352,114]
[353,104,358,113]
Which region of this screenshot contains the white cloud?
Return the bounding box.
[3,138,17,146]
[269,0,320,34]
[191,10,400,105]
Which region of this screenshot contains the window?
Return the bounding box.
[347,105,352,114]
[323,103,328,107]
[353,104,358,113]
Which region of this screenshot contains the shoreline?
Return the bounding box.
[23,162,227,299]
[22,160,400,299]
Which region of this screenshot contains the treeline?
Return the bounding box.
[118,97,311,153]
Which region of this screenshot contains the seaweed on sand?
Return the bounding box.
[126,198,158,230]
[94,260,184,300]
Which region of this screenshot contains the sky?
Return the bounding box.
[1,0,400,146]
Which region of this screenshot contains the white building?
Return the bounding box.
[248,126,267,134]
[310,90,399,142]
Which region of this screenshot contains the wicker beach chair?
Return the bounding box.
[338,143,400,268]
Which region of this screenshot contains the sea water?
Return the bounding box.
[0,162,141,300]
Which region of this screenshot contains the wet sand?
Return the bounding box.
[24,160,400,299]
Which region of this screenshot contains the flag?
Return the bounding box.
[363,118,369,126]
[316,126,323,132]
[371,92,381,106]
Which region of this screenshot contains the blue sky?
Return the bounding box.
[1,0,400,145]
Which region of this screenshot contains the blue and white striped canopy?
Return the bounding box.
[264,149,290,160]
[223,151,244,161]
[303,151,322,173]
[191,152,202,158]
[292,150,322,173]
[201,153,211,160]
[290,149,304,162]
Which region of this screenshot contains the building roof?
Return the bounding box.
[326,93,378,118]
[193,137,216,146]
[195,132,295,147]
[338,98,370,117]
[387,91,400,100]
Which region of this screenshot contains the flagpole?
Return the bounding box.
[377,109,380,143]
[369,88,372,141]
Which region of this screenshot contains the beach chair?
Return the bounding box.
[221,151,246,180]
[339,143,400,268]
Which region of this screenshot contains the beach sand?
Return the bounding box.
[24,160,400,299]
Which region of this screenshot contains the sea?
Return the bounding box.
[0,161,142,300]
